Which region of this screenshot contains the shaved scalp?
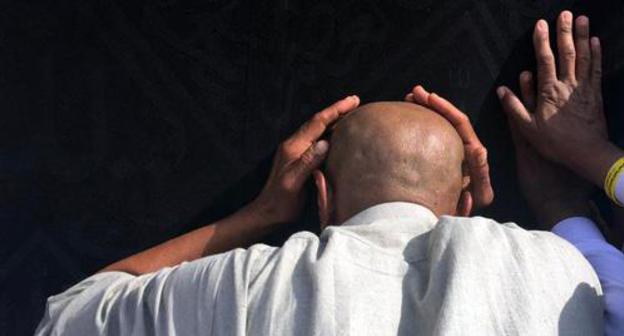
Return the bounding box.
[325,101,465,222]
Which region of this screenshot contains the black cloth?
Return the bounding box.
[2,1,624,334]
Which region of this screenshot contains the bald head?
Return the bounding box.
[324,101,465,223]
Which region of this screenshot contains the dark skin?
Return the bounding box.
[499,11,615,229]
[499,11,622,192]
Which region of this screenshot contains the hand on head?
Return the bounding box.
[256,96,475,231]
[405,85,495,210]
[317,102,468,227]
[252,95,360,226]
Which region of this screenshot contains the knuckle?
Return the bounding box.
[537,56,554,67]
[560,25,573,34]
[456,112,469,124]
[299,150,316,166]
[480,147,488,160]
[561,49,575,61]
[279,141,296,157]
[313,112,330,125]
[312,113,324,123]
[577,54,590,64]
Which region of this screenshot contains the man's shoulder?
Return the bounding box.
[432,215,587,258]
[432,215,595,270]
[436,215,554,238]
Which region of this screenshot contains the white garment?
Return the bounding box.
[36,202,604,335]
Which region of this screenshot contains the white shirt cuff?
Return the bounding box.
[551,216,606,245]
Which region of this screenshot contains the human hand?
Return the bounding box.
[497,11,612,185]
[406,85,494,209]
[251,95,360,225]
[507,93,592,229]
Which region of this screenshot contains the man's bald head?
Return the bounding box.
[323,101,465,223]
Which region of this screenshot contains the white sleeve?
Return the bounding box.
[34,246,275,336]
[553,217,624,336]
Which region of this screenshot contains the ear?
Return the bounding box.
[313,169,332,229]
[456,175,473,216]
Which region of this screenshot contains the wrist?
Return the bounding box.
[243,196,288,230]
[570,140,623,187]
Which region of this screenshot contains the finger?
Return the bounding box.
[427,93,481,147]
[533,20,558,87]
[497,86,535,130]
[411,85,431,106]
[458,190,473,216]
[426,91,494,207]
[288,140,329,188]
[313,169,329,226]
[404,93,415,102]
[291,95,360,148]
[556,11,576,82]
[518,71,536,111]
[574,15,591,81]
[590,37,602,90]
[467,145,494,207]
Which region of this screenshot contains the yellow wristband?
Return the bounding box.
[604,157,624,206]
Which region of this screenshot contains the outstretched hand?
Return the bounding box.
[252,95,360,225]
[405,85,494,210]
[497,11,612,186]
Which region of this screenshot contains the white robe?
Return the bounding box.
[35,202,603,335]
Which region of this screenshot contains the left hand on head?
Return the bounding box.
[251,95,360,225]
[405,85,495,210]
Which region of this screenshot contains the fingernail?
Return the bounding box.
[576,15,588,25]
[561,11,572,23]
[314,140,329,155]
[537,20,547,31]
[591,37,600,46]
[496,87,506,99]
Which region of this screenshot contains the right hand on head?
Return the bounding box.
[497,11,608,177]
[405,85,494,210]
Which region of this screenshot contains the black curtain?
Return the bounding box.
[1,0,623,334]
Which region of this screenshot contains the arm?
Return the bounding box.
[36,95,360,335]
[98,95,360,276]
[98,201,275,275]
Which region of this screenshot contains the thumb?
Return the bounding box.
[288,140,330,188]
[497,86,534,130]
